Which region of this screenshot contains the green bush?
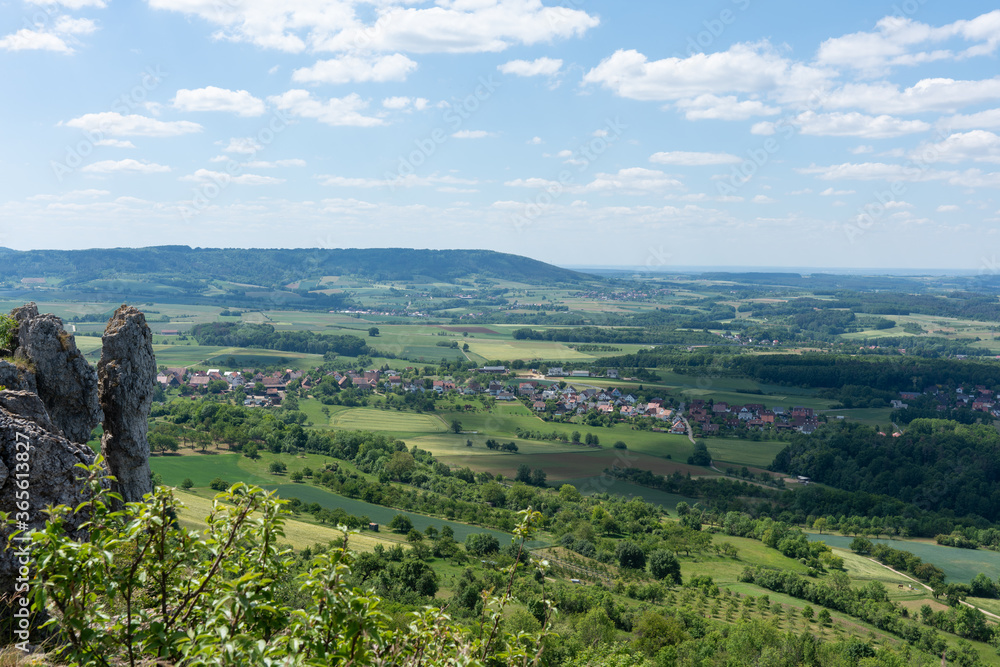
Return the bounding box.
[18,459,551,665]
[0,313,15,351]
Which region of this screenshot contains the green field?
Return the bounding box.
[329,407,448,433]
[807,534,1000,584]
[700,437,787,468]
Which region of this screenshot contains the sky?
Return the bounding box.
[2,0,1000,271]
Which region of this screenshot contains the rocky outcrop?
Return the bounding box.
[12,303,102,443]
[98,305,155,504]
[0,359,37,395]
[0,398,96,593]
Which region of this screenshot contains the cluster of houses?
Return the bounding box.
[686,400,820,435]
[896,385,1000,419]
[155,367,307,407]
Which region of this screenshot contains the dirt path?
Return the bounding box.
[866,558,1000,621]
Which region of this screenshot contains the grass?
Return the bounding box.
[172,489,395,553]
[806,534,1000,584]
[699,437,788,468]
[329,407,448,433]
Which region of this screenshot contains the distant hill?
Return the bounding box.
[0,246,592,286]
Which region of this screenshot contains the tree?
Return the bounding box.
[180,478,194,490]
[244,444,260,460]
[615,540,646,570]
[613,441,627,450]
[850,536,873,554]
[390,514,414,534]
[450,419,463,434]
[813,517,828,534]
[817,608,832,626]
[970,572,998,599]
[290,471,304,483]
[209,477,229,491]
[515,464,532,484]
[802,605,814,622]
[368,327,380,337]
[529,468,547,487]
[571,430,581,443]
[149,432,179,455]
[648,549,681,584]
[465,533,500,556]
[283,394,299,411]
[559,484,581,502]
[268,460,286,474]
[386,451,416,482]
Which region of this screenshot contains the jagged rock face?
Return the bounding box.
[98,305,155,504]
[0,390,54,432]
[0,402,96,594]
[0,360,37,395]
[13,303,102,443]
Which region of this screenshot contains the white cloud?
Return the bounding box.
[850,145,875,154]
[819,187,855,196]
[293,54,417,84]
[381,96,428,111]
[81,159,171,174]
[320,173,476,189]
[27,189,110,201]
[582,42,831,104]
[752,194,776,203]
[268,90,384,127]
[912,130,1000,163]
[674,94,780,121]
[63,112,202,137]
[943,108,1000,130]
[147,0,599,54]
[243,159,306,168]
[172,87,266,116]
[582,168,684,194]
[180,169,284,185]
[937,204,960,212]
[0,14,97,53]
[649,151,741,166]
[452,130,492,139]
[0,29,72,53]
[94,139,136,148]
[822,77,1000,115]
[792,111,930,138]
[222,137,262,154]
[816,11,1000,75]
[527,136,543,145]
[498,57,562,77]
[750,122,776,136]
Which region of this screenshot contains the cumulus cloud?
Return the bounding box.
[172,87,266,116]
[649,151,741,166]
[791,110,930,138]
[146,0,599,54]
[267,90,384,127]
[816,11,1000,75]
[180,169,284,185]
[293,54,417,84]
[63,112,202,137]
[497,57,562,76]
[81,159,171,174]
[582,42,831,104]
[0,16,97,54]
[911,130,1000,163]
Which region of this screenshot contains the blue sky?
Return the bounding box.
[2,0,1000,270]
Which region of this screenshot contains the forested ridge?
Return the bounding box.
[0,246,590,285]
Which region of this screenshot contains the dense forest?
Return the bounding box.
[771,419,1000,521]
[190,322,372,356]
